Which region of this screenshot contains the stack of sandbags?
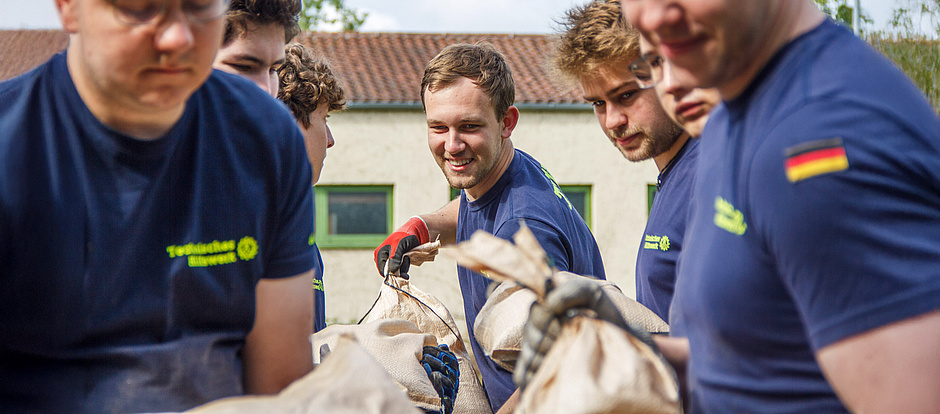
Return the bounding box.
[185,334,421,414]
[359,241,493,414]
[310,319,440,410]
[447,223,680,414]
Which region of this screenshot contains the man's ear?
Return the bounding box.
[56,0,81,33]
[500,105,520,139]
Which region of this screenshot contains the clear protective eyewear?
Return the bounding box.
[106,0,232,26]
[628,55,665,89]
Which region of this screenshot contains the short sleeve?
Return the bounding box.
[747,101,940,350]
[264,119,316,279]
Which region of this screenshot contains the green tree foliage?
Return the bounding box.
[812,0,938,111]
[869,35,940,111]
[812,0,874,33]
[298,0,368,32]
[888,0,940,37]
[868,0,940,111]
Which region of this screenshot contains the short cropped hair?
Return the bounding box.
[277,43,347,128]
[222,0,302,46]
[551,0,639,83]
[420,42,515,119]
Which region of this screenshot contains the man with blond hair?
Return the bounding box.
[549,0,692,322]
[375,43,606,413]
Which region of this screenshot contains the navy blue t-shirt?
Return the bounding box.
[0,53,315,413]
[311,189,326,332]
[312,242,326,333]
[635,138,698,322]
[456,149,606,412]
[675,20,940,413]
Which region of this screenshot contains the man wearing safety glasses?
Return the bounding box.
[0,0,316,411]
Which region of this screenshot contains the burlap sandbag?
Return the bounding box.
[360,247,493,414]
[185,334,421,414]
[446,223,681,414]
[474,273,669,372]
[309,319,440,411]
[518,316,679,414]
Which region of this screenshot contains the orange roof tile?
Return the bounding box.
[1,30,584,107]
[0,30,69,82]
[296,32,585,107]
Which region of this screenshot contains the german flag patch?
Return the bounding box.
[784,137,849,183]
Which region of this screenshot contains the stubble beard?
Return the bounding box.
[610,121,685,162]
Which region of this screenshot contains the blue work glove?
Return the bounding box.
[513,277,657,391]
[422,344,459,414]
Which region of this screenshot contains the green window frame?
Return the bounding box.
[314,185,393,249]
[648,184,658,216]
[560,185,592,228]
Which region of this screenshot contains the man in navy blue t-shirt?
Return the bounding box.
[622,0,940,412]
[550,0,709,323]
[374,43,606,413]
[0,0,316,411]
[210,0,334,334]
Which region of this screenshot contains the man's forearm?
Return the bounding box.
[420,198,459,245]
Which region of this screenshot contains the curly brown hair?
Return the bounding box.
[550,0,640,85]
[420,42,515,120]
[222,0,302,46]
[277,43,347,128]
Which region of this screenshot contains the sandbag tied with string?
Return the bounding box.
[358,240,494,414]
[446,223,680,414]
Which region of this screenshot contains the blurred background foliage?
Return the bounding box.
[813,0,939,110]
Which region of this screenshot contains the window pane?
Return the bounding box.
[565,191,587,221]
[647,184,658,216]
[327,191,387,235]
[560,185,591,228]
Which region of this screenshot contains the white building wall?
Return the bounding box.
[318,107,658,330]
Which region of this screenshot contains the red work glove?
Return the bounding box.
[374,216,430,277]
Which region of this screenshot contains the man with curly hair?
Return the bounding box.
[211,0,338,335]
[213,0,302,96]
[276,43,344,333]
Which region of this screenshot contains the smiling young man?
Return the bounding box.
[0,0,316,411]
[375,43,606,413]
[622,0,940,412]
[550,0,690,322]
[213,0,301,96]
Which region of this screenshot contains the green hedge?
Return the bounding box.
[868,34,940,111]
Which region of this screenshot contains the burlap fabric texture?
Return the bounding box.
[474,272,669,372]
[360,241,493,414]
[447,223,681,414]
[185,334,421,414]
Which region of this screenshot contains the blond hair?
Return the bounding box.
[277,43,347,128]
[420,42,515,119]
[550,0,640,84]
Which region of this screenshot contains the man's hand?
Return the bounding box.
[374,216,430,276]
[422,344,460,414]
[514,277,655,390]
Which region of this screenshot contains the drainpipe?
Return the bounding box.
[853,0,861,35]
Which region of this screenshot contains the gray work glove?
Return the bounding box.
[513,277,657,390]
